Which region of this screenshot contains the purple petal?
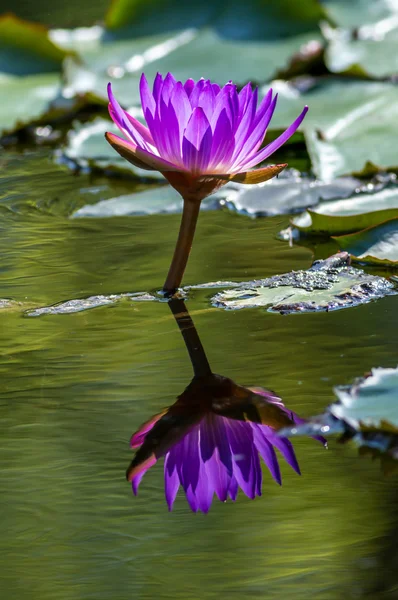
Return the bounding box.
[208,108,234,171]
[228,84,239,128]
[241,105,308,169]
[139,73,156,118]
[130,455,157,493]
[196,81,216,121]
[251,424,282,485]
[159,97,184,166]
[210,85,234,131]
[263,426,301,475]
[228,475,239,501]
[131,471,145,495]
[160,72,177,105]
[212,83,221,96]
[226,420,257,499]
[231,91,257,162]
[144,109,169,159]
[152,72,163,103]
[189,78,206,108]
[186,486,199,512]
[238,82,253,119]
[182,107,213,172]
[195,460,214,513]
[108,83,154,152]
[232,93,278,169]
[169,82,192,161]
[177,425,201,493]
[202,416,232,501]
[184,78,195,97]
[164,452,180,511]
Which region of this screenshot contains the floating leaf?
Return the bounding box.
[0,14,69,75]
[321,0,398,78]
[105,0,328,39]
[0,73,61,138]
[291,186,398,236]
[61,0,329,106]
[279,365,398,467]
[332,367,398,432]
[269,79,398,179]
[72,185,227,217]
[333,218,398,267]
[224,173,360,217]
[320,0,398,28]
[26,292,155,317]
[212,252,395,313]
[325,24,398,79]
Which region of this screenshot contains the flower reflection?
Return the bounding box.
[128,375,325,512]
[126,299,326,513]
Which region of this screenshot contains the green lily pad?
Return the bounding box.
[332,367,398,432]
[0,14,69,75]
[61,0,329,106]
[333,218,398,267]
[62,28,323,107]
[0,73,61,137]
[292,186,398,236]
[324,19,398,79]
[212,252,395,313]
[105,0,328,39]
[225,174,360,217]
[320,0,398,28]
[269,79,398,179]
[278,366,398,466]
[71,185,225,217]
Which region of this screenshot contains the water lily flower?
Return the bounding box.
[127,374,326,513]
[106,73,308,294]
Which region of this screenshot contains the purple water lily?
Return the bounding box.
[105,73,308,294]
[106,73,307,197]
[127,375,326,513]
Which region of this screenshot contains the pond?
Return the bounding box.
[1,0,398,598]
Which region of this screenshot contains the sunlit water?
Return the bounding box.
[1,150,398,599]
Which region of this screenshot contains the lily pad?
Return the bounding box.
[333,218,398,267]
[291,186,398,236]
[224,173,360,217]
[278,366,398,466]
[61,0,329,106]
[72,185,224,217]
[268,79,398,179]
[332,367,398,432]
[0,14,69,75]
[62,27,324,107]
[324,22,398,79]
[320,0,398,28]
[105,0,328,39]
[0,73,62,138]
[26,292,156,316]
[212,252,395,313]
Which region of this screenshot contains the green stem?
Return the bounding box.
[163,199,201,296]
[168,298,212,378]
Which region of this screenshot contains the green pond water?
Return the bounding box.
[1,149,398,599]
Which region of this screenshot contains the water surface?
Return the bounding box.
[1,150,398,599]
